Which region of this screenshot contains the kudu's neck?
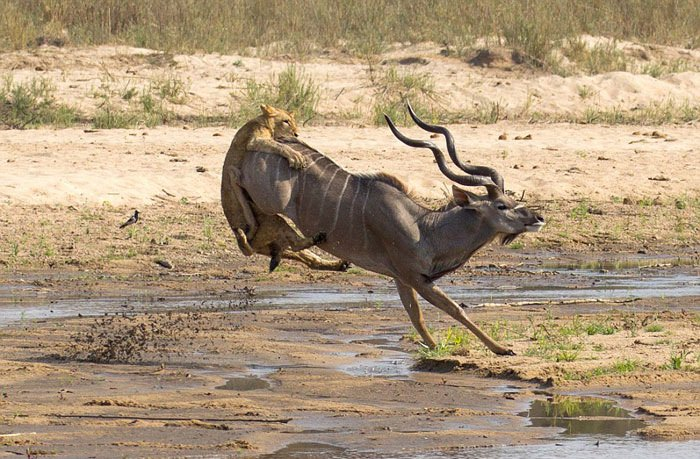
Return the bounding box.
[418,206,497,279]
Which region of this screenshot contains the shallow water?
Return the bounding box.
[1,265,696,327]
[519,396,645,436]
[263,439,700,459]
[215,376,270,391]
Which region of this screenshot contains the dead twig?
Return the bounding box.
[48,413,291,423]
[473,297,639,308]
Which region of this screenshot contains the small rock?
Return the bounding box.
[498,133,508,140]
[155,259,173,269]
[196,166,207,173]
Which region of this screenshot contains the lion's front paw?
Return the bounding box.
[289,153,308,169]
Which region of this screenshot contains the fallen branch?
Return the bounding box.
[467,297,640,309]
[48,413,291,423]
[0,432,36,438]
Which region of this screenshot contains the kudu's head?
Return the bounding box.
[385,103,544,244]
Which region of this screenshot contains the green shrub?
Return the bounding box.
[0,76,78,128]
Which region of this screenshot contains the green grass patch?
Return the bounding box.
[231,64,320,126]
[585,321,617,336]
[612,358,639,373]
[644,323,664,333]
[0,76,78,128]
[665,350,689,370]
[417,326,474,358]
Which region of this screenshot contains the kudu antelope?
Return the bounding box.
[238,104,544,355]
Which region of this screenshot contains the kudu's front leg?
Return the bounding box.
[414,282,514,356]
[396,280,437,349]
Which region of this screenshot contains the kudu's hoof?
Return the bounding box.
[497,348,516,356]
[338,261,351,271]
[313,232,327,244]
[269,245,282,272]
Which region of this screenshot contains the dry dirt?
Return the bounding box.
[0,43,699,457]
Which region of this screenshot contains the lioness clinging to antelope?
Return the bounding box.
[221,104,348,272]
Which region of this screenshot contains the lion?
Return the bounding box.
[221,105,348,272]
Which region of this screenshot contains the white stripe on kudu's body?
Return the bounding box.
[239,104,544,355]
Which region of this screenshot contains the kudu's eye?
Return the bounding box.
[497,204,509,211]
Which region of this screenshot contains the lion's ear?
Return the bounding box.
[260,104,275,116]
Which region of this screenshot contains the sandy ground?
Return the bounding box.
[0,123,698,207]
[0,43,699,457]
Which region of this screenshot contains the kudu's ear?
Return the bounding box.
[452,185,480,208]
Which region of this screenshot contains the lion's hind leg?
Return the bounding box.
[281,249,350,272]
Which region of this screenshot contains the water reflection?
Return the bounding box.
[519,396,645,435]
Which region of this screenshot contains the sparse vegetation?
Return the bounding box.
[416,326,474,358]
[91,75,182,128]
[508,241,524,250]
[563,40,628,75]
[570,201,591,219]
[586,320,617,336]
[0,76,78,128]
[369,66,440,126]
[641,59,696,78]
[667,349,689,370]
[231,64,320,126]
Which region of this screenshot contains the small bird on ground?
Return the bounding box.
[119,210,140,229]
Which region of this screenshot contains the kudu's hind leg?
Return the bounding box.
[227,167,259,240]
[414,282,514,356]
[396,280,437,348]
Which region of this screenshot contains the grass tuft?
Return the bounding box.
[370,66,440,126]
[0,76,78,128]
[231,65,320,126]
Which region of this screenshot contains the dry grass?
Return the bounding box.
[1,0,698,56]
